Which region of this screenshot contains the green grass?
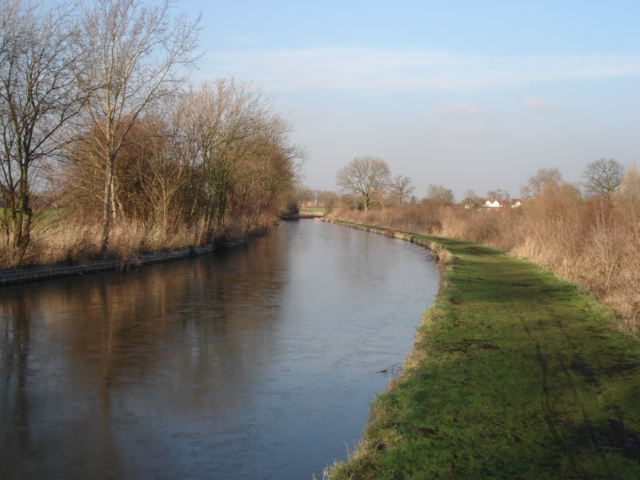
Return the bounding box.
[0,207,66,224]
[325,220,640,479]
[301,206,328,213]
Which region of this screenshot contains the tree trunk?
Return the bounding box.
[101,155,116,257]
[13,165,32,262]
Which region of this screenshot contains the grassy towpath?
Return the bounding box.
[324,220,640,479]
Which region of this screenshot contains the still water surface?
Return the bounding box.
[0,220,439,480]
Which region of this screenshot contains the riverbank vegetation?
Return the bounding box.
[323,220,640,479]
[0,0,304,270]
[327,163,640,330]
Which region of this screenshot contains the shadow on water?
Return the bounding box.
[0,220,439,480]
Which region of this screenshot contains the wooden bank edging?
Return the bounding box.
[0,241,248,288]
[318,217,431,248]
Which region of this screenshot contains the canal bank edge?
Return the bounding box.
[320,217,640,479]
[0,240,249,287]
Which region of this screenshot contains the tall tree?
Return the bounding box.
[75,0,200,255]
[389,174,414,205]
[179,80,278,231]
[336,155,391,211]
[520,167,564,198]
[133,113,193,231]
[582,158,624,204]
[614,164,640,225]
[424,184,454,206]
[176,79,303,234]
[0,0,83,260]
[487,189,510,201]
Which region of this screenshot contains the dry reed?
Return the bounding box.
[0,213,277,271]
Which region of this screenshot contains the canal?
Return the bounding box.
[0,220,440,480]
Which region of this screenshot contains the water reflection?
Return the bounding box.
[0,220,439,479]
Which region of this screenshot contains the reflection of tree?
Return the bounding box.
[0,292,31,454]
[337,227,392,295]
[0,231,290,477]
[28,233,289,383]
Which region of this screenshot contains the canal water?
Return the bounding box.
[0,220,440,480]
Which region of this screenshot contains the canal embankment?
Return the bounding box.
[0,240,247,287]
[322,218,640,479]
[0,217,332,287]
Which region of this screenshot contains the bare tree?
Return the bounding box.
[582,158,624,204]
[0,0,83,260]
[613,164,640,226]
[424,184,454,206]
[294,186,314,206]
[336,155,391,211]
[520,167,582,217]
[389,174,414,205]
[75,0,200,255]
[520,167,564,198]
[178,79,297,233]
[319,190,337,210]
[110,111,208,230]
[63,78,303,238]
[463,189,480,208]
[487,189,510,201]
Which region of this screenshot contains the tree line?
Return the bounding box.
[0,0,304,267]
[329,155,636,211]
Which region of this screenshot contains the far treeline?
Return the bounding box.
[0,0,305,269]
[318,155,640,330]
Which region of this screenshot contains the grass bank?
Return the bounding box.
[328,204,640,329]
[323,219,640,479]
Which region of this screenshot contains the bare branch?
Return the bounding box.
[336,155,391,211]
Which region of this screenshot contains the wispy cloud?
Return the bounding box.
[205,47,640,92]
[523,96,558,111]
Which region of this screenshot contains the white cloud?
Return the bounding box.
[436,103,479,115]
[523,96,558,111]
[205,47,640,92]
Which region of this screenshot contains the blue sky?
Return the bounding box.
[185,0,640,200]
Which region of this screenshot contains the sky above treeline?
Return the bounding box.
[186,0,639,200]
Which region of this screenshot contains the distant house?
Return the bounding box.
[472,194,523,209]
[482,195,505,208]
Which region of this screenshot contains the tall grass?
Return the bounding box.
[0,213,278,270]
[329,201,640,329]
